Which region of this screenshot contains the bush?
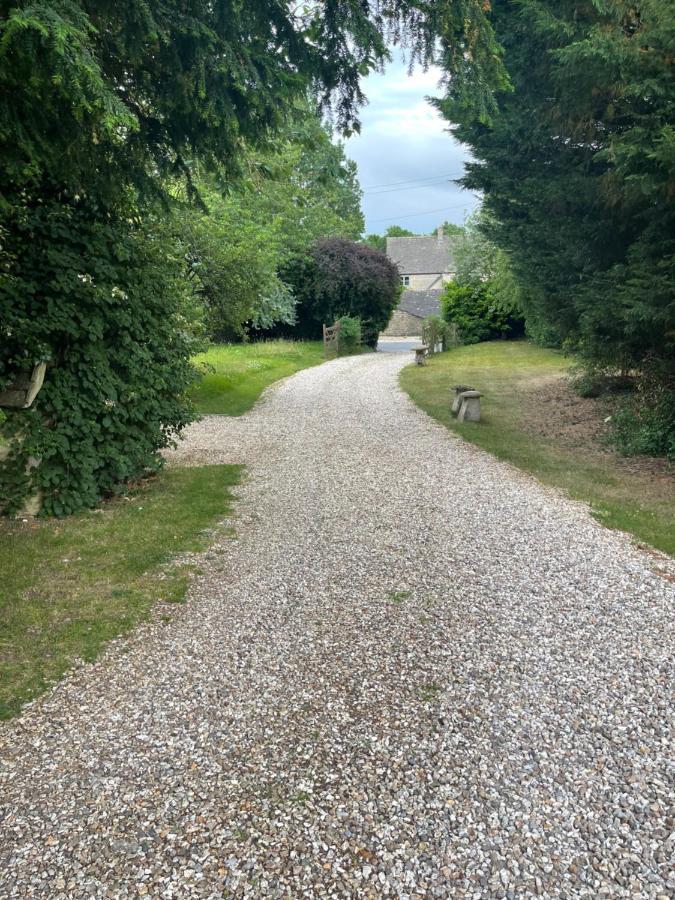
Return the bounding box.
[571,365,635,400]
[178,181,295,342]
[525,317,564,349]
[607,367,675,460]
[421,315,447,353]
[283,238,401,348]
[441,281,521,344]
[0,194,200,516]
[571,362,611,399]
[337,316,362,355]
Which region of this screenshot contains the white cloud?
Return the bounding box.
[344,56,478,233]
[364,101,447,141]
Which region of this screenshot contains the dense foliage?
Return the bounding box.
[430,222,465,237]
[177,107,363,342]
[436,0,675,451]
[441,282,522,345]
[283,239,401,347]
[336,316,363,355]
[421,315,447,353]
[0,194,199,515]
[440,211,524,344]
[1,1,505,513]
[0,0,503,199]
[608,363,675,460]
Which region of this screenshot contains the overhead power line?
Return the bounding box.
[362,171,464,192]
[365,178,457,197]
[368,200,477,224]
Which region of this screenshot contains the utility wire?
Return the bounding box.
[362,171,464,192]
[365,178,457,197]
[368,200,476,224]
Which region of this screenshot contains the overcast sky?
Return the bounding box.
[344,56,479,236]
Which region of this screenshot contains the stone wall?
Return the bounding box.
[382,310,423,337]
[405,274,438,291]
[402,273,454,290]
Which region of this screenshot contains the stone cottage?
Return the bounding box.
[382,229,455,337]
[382,289,446,337]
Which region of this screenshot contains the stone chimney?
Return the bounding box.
[437,225,444,245]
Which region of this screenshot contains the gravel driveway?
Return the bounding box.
[1,353,673,899]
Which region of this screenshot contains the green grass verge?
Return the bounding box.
[0,464,241,719]
[190,340,325,415]
[400,341,675,557]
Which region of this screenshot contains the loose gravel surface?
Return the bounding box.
[1,353,674,899]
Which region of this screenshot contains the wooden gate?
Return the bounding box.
[322,321,341,358]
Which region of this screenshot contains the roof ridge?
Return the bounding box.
[385,235,455,275]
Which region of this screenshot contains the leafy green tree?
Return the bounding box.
[0,194,200,515]
[437,0,675,372]
[363,225,418,252]
[441,281,520,345]
[431,222,465,237]
[440,208,524,342]
[363,234,387,252]
[0,1,504,201]
[250,107,364,260]
[284,238,401,347]
[451,211,499,285]
[178,180,293,341]
[384,226,418,239]
[0,0,506,512]
[178,104,364,341]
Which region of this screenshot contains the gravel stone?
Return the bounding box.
[0,353,673,898]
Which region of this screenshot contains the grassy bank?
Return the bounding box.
[400,341,675,556]
[190,340,325,415]
[0,464,240,719]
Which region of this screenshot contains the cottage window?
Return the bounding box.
[400,275,410,286]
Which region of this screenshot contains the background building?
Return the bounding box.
[381,229,455,336]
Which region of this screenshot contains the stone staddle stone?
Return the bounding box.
[458,390,483,422]
[451,385,474,415]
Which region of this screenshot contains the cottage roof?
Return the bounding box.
[386,235,455,275]
[398,289,442,320]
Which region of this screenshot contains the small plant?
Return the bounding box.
[608,371,675,460]
[337,315,362,355]
[387,589,411,603]
[419,682,441,702]
[572,371,606,398]
[570,362,634,399]
[422,315,447,354]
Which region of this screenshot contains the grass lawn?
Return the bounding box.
[190,340,325,415]
[0,464,241,719]
[400,341,675,557]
